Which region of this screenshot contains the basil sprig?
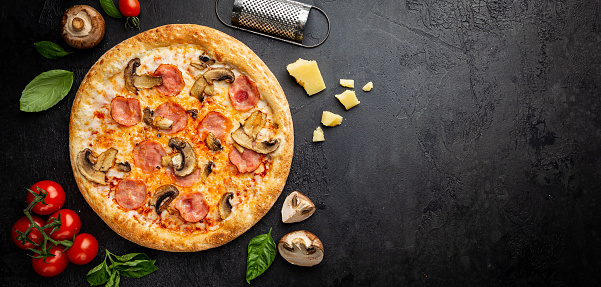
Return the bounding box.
[20,70,73,112]
[34,41,73,59]
[87,250,158,287]
[99,0,123,18]
[246,228,277,284]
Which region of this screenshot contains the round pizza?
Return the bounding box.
[69,24,293,252]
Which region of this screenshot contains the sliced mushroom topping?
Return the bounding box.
[76,149,107,185]
[190,76,208,101]
[253,138,280,154]
[203,84,214,97]
[143,107,173,130]
[219,192,234,220]
[186,109,199,119]
[232,142,245,154]
[281,191,316,223]
[92,147,118,172]
[232,125,280,154]
[150,185,180,214]
[124,58,163,94]
[201,161,215,182]
[205,132,223,151]
[243,110,267,140]
[278,231,324,267]
[190,52,216,70]
[162,138,197,177]
[115,162,131,172]
[203,68,235,84]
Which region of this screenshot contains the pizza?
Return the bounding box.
[69,24,293,252]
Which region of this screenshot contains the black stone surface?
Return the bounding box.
[2,0,600,286]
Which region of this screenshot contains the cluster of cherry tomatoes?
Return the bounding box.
[10,180,99,277]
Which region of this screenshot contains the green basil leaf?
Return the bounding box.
[246,228,277,284]
[105,270,120,287]
[34,41,73,59]
[99,0,123,18]
[119,260,158,279]
[86,261,111,286]
[112,253,150,263]
[20,70,73,112]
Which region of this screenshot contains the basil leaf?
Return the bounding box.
[20,70,73,112]
[112,253,151,263]
[105,270,120,287]
[99,0,123,18]
[119,260,158,279]
[87,261,111,286]
[34,41,73,59]
[246,228,277,284]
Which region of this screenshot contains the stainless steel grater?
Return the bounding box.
[215,0,330,48]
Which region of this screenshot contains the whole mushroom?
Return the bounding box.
[60,5,105,49]
[278,231,324,267]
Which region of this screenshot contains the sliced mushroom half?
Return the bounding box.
[115,162,131,172]
[281,191,316,223]
[190,52,216,70]
[232,125,280,154]
[150,185,180,214]
[278,231,324,267]
[201,161,215,182]
[205,132,223,151]
[93,147,118,172]
[124,58,163,94]
[76,149,108,185]
[219,192,234,220]
[162,138,197,177]
[243,110,267,140]
[203,68,235,84]
[143,107,173,130]
[190,76,208,101]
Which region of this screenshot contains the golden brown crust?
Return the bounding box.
[69,24,293,251]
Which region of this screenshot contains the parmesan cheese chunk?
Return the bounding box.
[339,79,354,88]
[335,90,360,110]
[286,58,326,96]
[312,127,325,142]
[362,81,373,92]
[321,111,343,126]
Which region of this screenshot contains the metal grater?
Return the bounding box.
[216,0,330,48]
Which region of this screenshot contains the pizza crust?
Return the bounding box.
[69,24,293,251]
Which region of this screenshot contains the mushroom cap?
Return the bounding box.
[281,191,316,223]
[60,5,105,49]
[278,230,324,267]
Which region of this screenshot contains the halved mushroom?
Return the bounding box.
[124,58,163,94]
[186,109,199,119]
[190,52,216,70]
[219,192,234,220]
[60,5,105,49]
[190,76,208,101]
[150,185,180,214]
[76,149,108,185]
[278,231,324,267]
[93,147,118,172]
[205,132,223,151]
[162,138,197,177]
[201,161,215,182]
[232,125,280,154]
[115,162,131,172]
[243,111,267,140]
[281,191,316,223]
[143,107,173,130]
[203,68,235,84]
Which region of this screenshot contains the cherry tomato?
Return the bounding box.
[67,233,99,265]
[119,0,141,17]
[11,216,45,250]
[45,209,81,241]
[32,245,69,277]
[26,180,66,215]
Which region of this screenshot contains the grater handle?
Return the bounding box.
[215,0,330,48]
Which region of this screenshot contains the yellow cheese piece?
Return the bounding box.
[335,90,360,110]
[321,111,343,126]
[362,81,373,92]
[286,59,326,96]
[312,127,325,142]
[339,79,354,88]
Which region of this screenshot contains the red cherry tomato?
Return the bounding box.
[26,180,66,215]
[11,216,45,250]
[45,209,81,241]
[32,245,69,277]
[119,0,141,17]
[67,233,99,265]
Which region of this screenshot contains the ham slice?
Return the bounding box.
[175,192,209,222]
[133,141,166,173]
[154,102,187,134]
[154,64,184,97]
[115,179,147,209]
[228,75,260,111]
[229,147,261,173]
[110,96,141,126]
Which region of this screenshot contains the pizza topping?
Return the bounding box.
[228,75,260,111]
[175,192,209,223]
[197,111,229,142]
[162,138,197,177]
[115,179,147,210]
[281,191,316,223]
[190,52,215,70]
[110,96,142,126]
[228,147,261,173]
[278,231,324,267]
[189,76,208,102]
[203,68,235,84]
[153,64,184,97]
[93,147,118,172]
[153,102,187,134]
[170,168,201,187]
[124,58,163,94]
[232,125,280,154]
[115,162,132,172]
[186,109,199,119]
[243,110,267,140]
[150,185,179,214]
[133,141,166,173]
[142,107,174,130]
[77,149,107,185]
[201,161,215,182]
[219,192,234,220]
[205,133,223,151]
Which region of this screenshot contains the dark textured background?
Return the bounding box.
[1,0,600,286]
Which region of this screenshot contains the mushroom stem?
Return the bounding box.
[72,17,85,31]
